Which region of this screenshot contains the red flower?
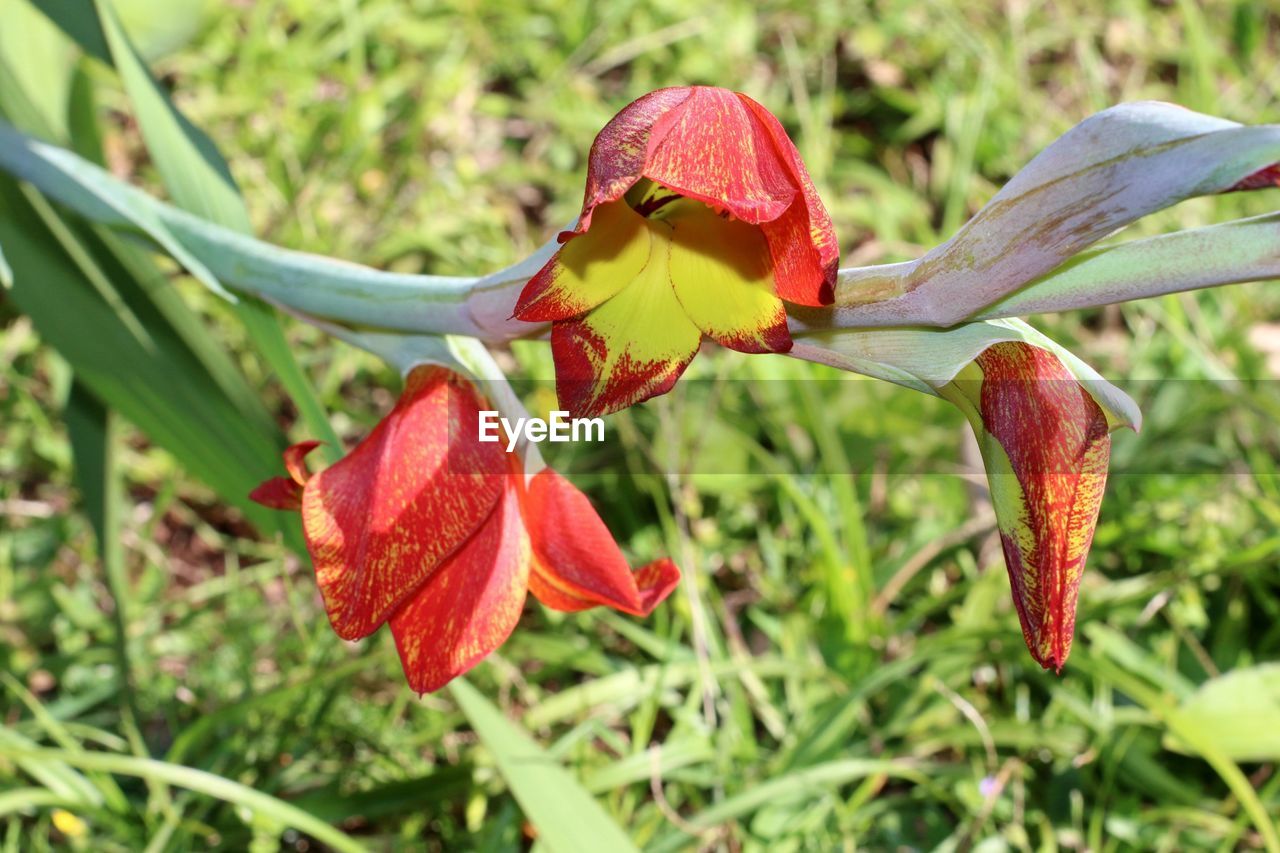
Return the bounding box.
[514,86,838,417]
[251,366,680,693]
[945,342,1112,671]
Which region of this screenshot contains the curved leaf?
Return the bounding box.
[790,317,1140,431]
[819,102,1280,327]
[975,212,1280,318]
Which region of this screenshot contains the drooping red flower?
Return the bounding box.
[251,365,680,693]
[514,86,839,418]
[945,342,1112,671]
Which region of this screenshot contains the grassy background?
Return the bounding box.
[3,0,1280,849]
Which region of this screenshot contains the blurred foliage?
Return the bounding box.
[2,0,1280,850]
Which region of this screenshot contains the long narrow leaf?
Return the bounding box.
[92,0,246,228]
[451,679,639,853]
[0,0,74,139]
[64,378,154,773]
[974,213,1280,318]
[0,176,296,542]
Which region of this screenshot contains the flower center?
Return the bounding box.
[625,178,712,222]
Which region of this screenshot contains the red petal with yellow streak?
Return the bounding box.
[300,366,508,640]
[578,87,692,232]
[642,87,797,225]
[249,477,302,511]
[250,440,322,510]
[283,440,322,485]
[388,481,531,693]
[523,469,680,615]
[741,96,839,306]
[975,342,1111,672]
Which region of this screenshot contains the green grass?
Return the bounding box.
[3,0,1280,849]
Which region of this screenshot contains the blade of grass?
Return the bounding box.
[165,656,368,765]
[0,729,101,809]
[63,382,141,747]
[451,678,640,853]
[0,788,78,819]
[0,176,297,543]
[646,758,938,853]
[0,674,130,816]
[63,379,177,824]
[288,767,473,825]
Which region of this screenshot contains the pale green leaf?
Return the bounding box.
[977,212,1280,318]
[0,120,486,333]
[823,102,1280,327]
[1165,665,1280,762]
[792,317,1141,431]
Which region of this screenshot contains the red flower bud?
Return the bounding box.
[949,342,1112,671]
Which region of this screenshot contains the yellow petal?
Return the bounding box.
[552,230,702,416]
[514,199,652,321]
[666,202,790,353]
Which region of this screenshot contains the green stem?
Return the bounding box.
[2,119,1277,342]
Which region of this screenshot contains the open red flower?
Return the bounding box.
[514,86,839,418]
[944,342,1112,671]
[251,365,680,693]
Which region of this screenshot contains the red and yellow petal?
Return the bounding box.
[249,476,303,511]
[388,481,531,694]
[759,199,836,307]
[578,87,693,232]
[301,366,508,640]
[741,96,839,305]
[250,440,323,511]
[523,468,680,616]
[971,343,1111,672]
[666,202,791,354]
[550,236,702,418]
[642,87,797,225]
[283,439,322,485]
[514,200,652,322]
[629,558,682,614]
